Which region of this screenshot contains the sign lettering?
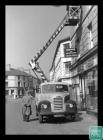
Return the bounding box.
[64,46,78,57]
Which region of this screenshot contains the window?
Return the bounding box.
[5,76,8,80]
[42,84,68,93]
[64,61,71,74]
[18,82,20,87]
[86,70,97,97]
[6,90,9,95]
[64,42,71,49]
[24,82,25,87]
[23,76,25,81]
[88,22,93,49]
[64,42,71,57]
[18,76,20,80]
[11,89,14,94]
[5,82,8,87]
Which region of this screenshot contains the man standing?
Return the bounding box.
[22,91,33,121]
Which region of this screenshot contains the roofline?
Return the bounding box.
[49,37,71,71]
[6,68,38,79]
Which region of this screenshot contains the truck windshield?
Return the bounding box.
[42,84,68,93]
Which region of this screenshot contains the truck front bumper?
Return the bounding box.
[39,109,77,116]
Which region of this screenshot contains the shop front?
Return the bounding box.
[78,54,98,112]
[84,64,98,112]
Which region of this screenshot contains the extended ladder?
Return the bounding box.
[29,6,81,82]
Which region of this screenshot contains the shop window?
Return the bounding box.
[93,69,98,96]
[88,82,95,97]
[85,68,98,110]
[87,69,97,97]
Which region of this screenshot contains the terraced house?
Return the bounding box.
[5,64,40,99]
[50,6,98,116]
[49,37,72,84]
[69,6,98,115]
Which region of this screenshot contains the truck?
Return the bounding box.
[28,6,81,123]
[35,82,77,123]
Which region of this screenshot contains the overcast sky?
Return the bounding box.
[6,6,75,79]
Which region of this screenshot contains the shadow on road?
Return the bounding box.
[28,112,83,124]
[45,116,83,124]
[44,112,83,124]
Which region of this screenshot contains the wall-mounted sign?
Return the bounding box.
[64,47,78,57]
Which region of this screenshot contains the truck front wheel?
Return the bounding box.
[65,114,76,121]
[36,106,38,116]
[71,115,76,121]
[23,114,30,122]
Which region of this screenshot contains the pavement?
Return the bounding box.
[5,98,97,135]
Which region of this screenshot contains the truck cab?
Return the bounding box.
[35,82,77,123]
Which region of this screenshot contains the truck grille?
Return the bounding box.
[53,96,63,110]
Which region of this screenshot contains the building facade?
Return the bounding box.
[50,38,72,85]
[5,65,40,99]
[69,6,98,112]
[50,6,98,114]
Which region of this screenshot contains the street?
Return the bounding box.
[6,98,97,135]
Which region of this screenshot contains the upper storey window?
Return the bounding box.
[64,42,71,49]
[64,61,71,74]
[87,22,93,49]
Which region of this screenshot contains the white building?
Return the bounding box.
[5,64,40,99]
[50,37,73,85]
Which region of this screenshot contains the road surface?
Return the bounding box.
[6,98,97,135]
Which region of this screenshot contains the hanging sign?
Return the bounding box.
[64,47,78,57]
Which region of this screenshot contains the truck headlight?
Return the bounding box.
[41,104,47,109]
[69,103,73,108]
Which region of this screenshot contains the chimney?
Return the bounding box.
[6,64,11,71]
